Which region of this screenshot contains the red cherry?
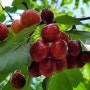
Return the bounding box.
[41,23,60,42]
[21,9,41,27]
[66,54,78,69]
[57,31,69,42]
[68,40,81,56]
[30,40,49,62]
[11,72,26,89]
[28,61,41,77]
[41,8,54,24]
[50,39,68,60]
[11,19,25,34]
[56,58,67,72]
[0,23,9,41]
[39,57,56,77]
[79,51,90,63]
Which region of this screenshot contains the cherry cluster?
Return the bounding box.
[28,22,90,77]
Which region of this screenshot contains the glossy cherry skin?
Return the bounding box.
[41,23,60,42]
[66,54,78,69]
[50,39,68,60]
[39,57,56,77]
[79,51,90,63]
[11,72,26,89]
[11,19,25,34]
[0,23,9,41]
[56,58,67,72]
[57,31,69,42]
[41,8,54,24]
[28,61,41,77]
[30,40,49,62]
[21,10,41,27]
[68,40,81,56]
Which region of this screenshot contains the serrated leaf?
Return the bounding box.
[65,31,90,40]
[55,15,82,25]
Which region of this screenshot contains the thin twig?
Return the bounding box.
[77,17,90,21]
[0,4,13,20]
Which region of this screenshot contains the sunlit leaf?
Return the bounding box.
[55,15,82,25]
[65,31,90,40]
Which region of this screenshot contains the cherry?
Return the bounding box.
[41,23,60,42]
[11,72,26,89]
[76,59,85,68]
[30,39,49,62]
[79,51,90,63]
[39,57,56,77]
[21,9,41,27]
[41,8,54,24]
[28,61,41,77]
[57,31,69,42]
[56,58,67,72]
[11,19,25,34]
[68,40,81,56]
[0,23,9,41]
[50,39,68,60]
[66,54,78,69]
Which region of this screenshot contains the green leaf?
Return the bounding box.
[0,25,36,74]
[0,25,36,54]
[0,74,9,83]
[44,68,84,90]
[84,63,90,80]
[0,13,6,22]
[65,31,90,40]
[0,44,32,73]
[55,15,82,25]
[12,0,30,10]
[5,6,17,13]
[2,81,15,90]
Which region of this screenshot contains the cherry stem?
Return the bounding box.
[0,4,13,20]
[22,2,29,10]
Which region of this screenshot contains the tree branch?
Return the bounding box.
[77,17,90,21]
[0,4,13,20]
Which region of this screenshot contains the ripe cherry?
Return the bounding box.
[11,19,25,34]
[21,9,41,27]
[50,39,68,60]
[79,51,90,63]
[56,58,67,72]
[41,23,60,42]
[41,8,54,24]
[11,72,26,89]
[57,31,69,42]
[66,54,78,69]
[28,61,41,77]
[0,23,9,41]
[39,57,56,77]
[68,40,81,56]
[30,39,49,62]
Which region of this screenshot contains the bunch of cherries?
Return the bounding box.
[28,23,90,77]
[0,8,90,89]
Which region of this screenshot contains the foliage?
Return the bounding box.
[0,0,90,90]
